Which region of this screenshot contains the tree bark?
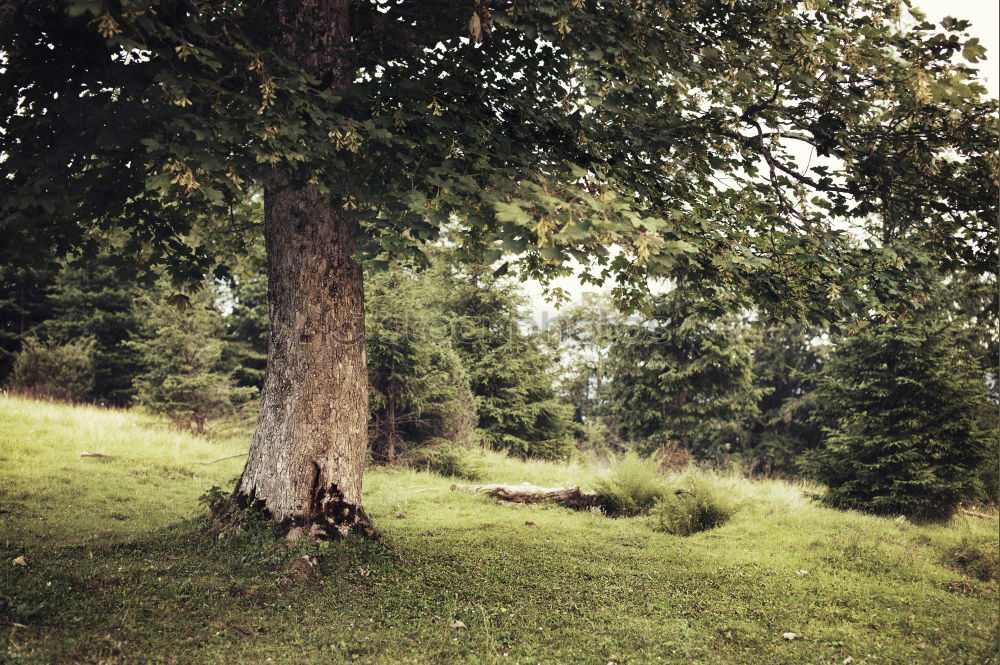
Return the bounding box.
[235,0,374,539]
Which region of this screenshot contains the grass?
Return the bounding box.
[1,394,998,664]
[652,469,738,536]
[592,450,664,516]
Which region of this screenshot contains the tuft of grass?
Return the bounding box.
[592,450,664,516]
[653,469,737,536]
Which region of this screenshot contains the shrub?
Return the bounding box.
[801,320,991,519]
[593,450,665,516]
[9,336,95,402]
[406,443,486,481]
[653,471,736,536]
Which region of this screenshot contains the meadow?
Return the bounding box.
[1,395,996,664]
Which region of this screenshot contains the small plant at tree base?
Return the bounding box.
[10,336,96,403]
[198,482,278,546]
[593,450,665,517]
[801,319,992,519]
[198,484,232,520]
[653,470,736,536]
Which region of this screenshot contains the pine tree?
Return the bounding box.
[10,335,95,403]
[604,290,763,459]
[743,321,826,475]
[443,268,574,460]
[366,266,476,462]
[130,283,255,434]
[0,261,56,383]
[802,319,992,518]
[224,273,269,392]
[35,255,145,405]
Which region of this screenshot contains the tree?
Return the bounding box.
[10,335,96,403]
[0,261,56,383]
[366,265,476,462]
[604,289,764,459]
[130,282,256,434]
[2,1,995,536]
[444,268,575,460]
[546,293,621,427]
[35,254,146,405]
[222,251,270,393]
[801,318,992,518]
[743,320,826,476]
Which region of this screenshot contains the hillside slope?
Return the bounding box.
[1,395,996,664]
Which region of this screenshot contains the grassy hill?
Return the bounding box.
[1,395,996,664]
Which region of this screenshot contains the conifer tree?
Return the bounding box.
[743,321,826,475]
[604,290,763,459]
[10,335,95,403]
[444,269,574,460]
[35,255,145,405]
[366,266,476,462]
[224,267,270,392]
[0,262,56,383]
[130,283,255,434]
[802,318,992,518]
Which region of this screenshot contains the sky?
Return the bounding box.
[521,0,1000,319]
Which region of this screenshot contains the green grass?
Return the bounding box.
[592,450,664,516]
[1,395,997,664]
[652,468,738,536]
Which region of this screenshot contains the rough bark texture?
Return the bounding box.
[451,483,610,512]
[236,0,373,539]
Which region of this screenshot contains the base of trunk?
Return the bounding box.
[451,482,609,512]
[234,486,377,541]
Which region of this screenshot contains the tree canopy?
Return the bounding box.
[2,0,995,312]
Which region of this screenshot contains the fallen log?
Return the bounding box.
[451,482,608,512]
[959,508,997,520]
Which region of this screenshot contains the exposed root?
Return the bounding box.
[230,484,378,542]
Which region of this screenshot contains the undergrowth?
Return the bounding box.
[941,535,999,582]
[592,450,665,516]
[402,444,486,481]
[653,470,738,536]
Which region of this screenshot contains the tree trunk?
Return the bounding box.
[235,0,374,539]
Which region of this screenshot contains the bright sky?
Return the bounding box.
[522,0,999,318]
